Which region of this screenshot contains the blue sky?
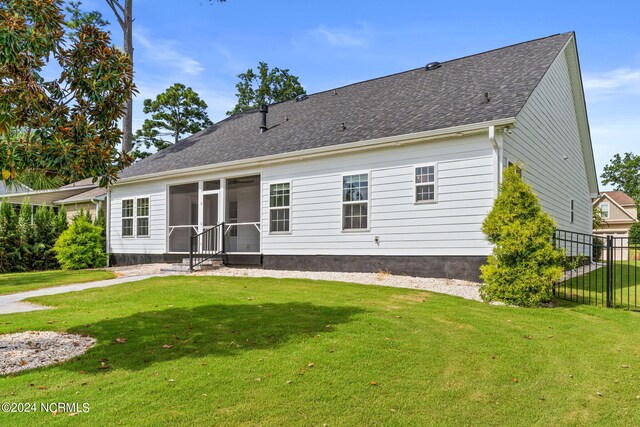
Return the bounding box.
[83,0,640,187]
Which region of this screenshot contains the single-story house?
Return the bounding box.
[108,32,598,281]
[1,178,106,220]
[593,191,638,238]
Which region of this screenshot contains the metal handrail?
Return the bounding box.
[189,222,225,271]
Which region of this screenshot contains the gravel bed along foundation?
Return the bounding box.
[198,267,482,301]
[0,331,96,375]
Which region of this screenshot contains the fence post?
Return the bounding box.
[606,235,613,308]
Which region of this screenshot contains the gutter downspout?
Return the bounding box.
[488,125,503,198]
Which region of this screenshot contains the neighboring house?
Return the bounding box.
[108,32,598,281]
[1,178,106,220]
[593,191,638,238]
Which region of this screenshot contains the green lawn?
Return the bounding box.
[0,270,117,295]
[558,262,640,308]
[1,276,640,425]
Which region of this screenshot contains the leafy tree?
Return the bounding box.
[0,0,136,187]
[228,62,305,115]
[480,165,564,307]
[132,83,213,159]
[593,205,604,230]
[601,153,640,204]
[104,0,227,153]
[54,215,107,269]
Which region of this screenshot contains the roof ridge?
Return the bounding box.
[262,32,574,110]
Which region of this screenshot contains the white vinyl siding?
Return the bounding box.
[261,133,495,256]
[502,45,592,235]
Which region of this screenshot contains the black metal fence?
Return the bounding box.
[553,230,640,310]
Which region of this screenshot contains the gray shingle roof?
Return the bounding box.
[120,32,573,180]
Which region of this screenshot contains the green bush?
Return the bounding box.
[54,215,107,270]
[480,165,564,307]
[32,205,62,270]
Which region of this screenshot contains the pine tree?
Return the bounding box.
[480,165,564,306]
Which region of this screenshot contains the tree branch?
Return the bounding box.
[105,0,125,29]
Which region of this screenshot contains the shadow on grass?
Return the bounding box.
[67,302,364,372]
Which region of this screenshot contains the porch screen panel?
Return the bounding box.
[168,183,198,252]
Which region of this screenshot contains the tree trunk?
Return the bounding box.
[121,0,133,153]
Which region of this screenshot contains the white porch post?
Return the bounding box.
[197,181,204,234]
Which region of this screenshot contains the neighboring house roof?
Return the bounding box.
[54,187,107,205]
[0,182,30,196]
[120,32,574,180]
[598,190,636,206]
[0,179,102,206]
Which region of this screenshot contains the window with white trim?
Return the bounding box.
[570,199,575,223]
[137,197,150,236]
[269,183,290,233]
[600,202,609,219]
[415,165,436,202]
[122,199,134,237]
[342,174,369,230]
[122,197,150,237]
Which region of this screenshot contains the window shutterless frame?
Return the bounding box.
[268,181,292,234]
[600,202,609,219]
[414,163,437,204]
[121,196,150,238]
[341,171,370,231]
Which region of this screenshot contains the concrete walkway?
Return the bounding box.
[0,275,158,315]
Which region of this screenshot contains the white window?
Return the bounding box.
[122,199,134,237]
[600,202,609,219]
[415,165,436,202]
[122,197,150,237]
[342,173,369,230]
[137,197,150,237]
[570,199,574,223]
[269,183,290,233]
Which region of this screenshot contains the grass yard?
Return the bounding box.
[559,262,640,308]
[0,270,117,296]
[1,276,640,425]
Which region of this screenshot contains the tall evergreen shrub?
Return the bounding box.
[480,165,564,306]
[0,200,19,272]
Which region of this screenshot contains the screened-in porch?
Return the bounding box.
[167,175,261,254]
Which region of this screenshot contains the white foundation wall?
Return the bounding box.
[261,134,496,256]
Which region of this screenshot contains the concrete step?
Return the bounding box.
[161,260,223,274]
[181,257,223,266]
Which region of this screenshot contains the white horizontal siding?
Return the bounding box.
[504,45,592,236]
[109,181,167,254]
[262,134,495,256]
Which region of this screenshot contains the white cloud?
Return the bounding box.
[310,24,371,48]
[584,68,640,94]
[134,31,204,76]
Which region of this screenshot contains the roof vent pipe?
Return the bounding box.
[259,104,268,133]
